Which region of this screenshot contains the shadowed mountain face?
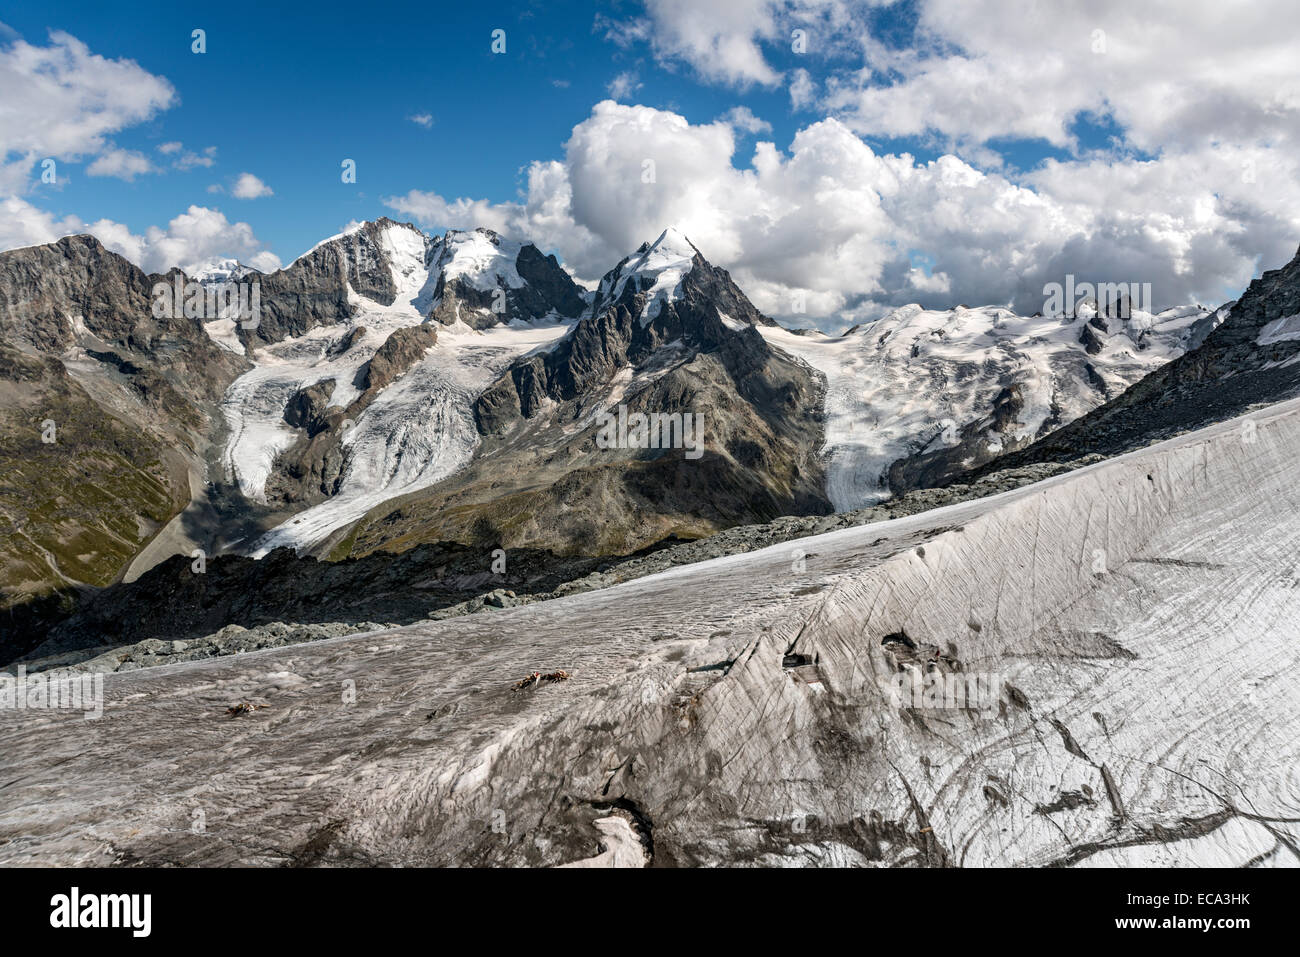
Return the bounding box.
[962,244,1300,478]
[241,218,404,347]
[476,230,776,424]
[0,235,247,622]
[0,234,246,415]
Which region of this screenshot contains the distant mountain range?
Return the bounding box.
[3,219,1298,662]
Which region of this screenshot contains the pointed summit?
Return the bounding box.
[642,226,699,258]
[590,227,705,324]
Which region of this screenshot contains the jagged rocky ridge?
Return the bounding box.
[336,228,829,560]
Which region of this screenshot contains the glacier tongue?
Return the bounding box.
[246,320,570,557]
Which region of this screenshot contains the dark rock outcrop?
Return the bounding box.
[242,218,420,346]
[284,380,337,436]
[361,324,437,392]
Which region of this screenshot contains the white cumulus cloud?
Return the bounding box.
[0,197,282,275]
[604,1,863,89]
[231,172,273,199]
[0,27,175,191]
[720,106,772,134]
[606,72,643,101]
[383,100,1300,329]
[822,0,1300,157]
[86,147,154,180]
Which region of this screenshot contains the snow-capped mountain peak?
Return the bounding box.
[425,227,587,328]
[187,257,260,284]
[642,225,698,259]
[591,226,703,324]
[430,228,527,293]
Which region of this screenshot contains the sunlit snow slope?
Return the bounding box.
[761,303,1216,510]
[2,397,1296,866]
[218,222,570,556]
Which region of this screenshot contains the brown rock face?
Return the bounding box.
[242,218,418,347]
[0,235,246,413]
[362,324,437,391]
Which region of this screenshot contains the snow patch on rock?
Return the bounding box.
[1258,313,1300,346]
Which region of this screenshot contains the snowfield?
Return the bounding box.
[217,221,571,556]
[432,228,528,292]
[2,397,1297,866]
[760,303,1214,510]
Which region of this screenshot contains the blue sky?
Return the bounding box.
[8,0,637,260]
[2,1,1297,322]
[3,0,1126,261]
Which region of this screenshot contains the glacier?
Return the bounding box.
[2,396,1296,866]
